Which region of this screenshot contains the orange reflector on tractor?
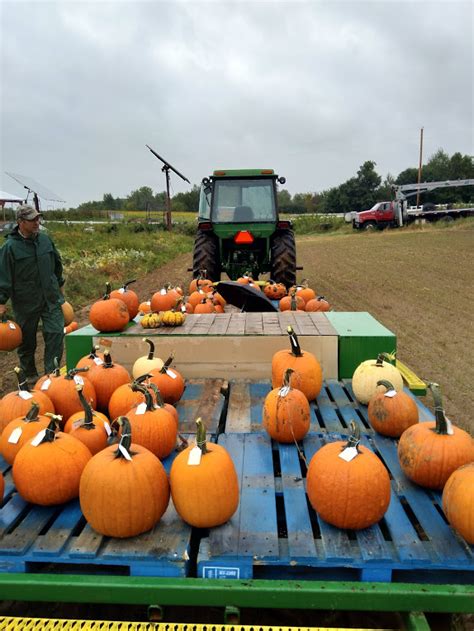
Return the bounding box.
[234,230,254,244]
[261,169,274,174]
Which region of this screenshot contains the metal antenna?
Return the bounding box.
[145,145,190,230]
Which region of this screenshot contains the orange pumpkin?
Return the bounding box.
[13,416,92,505]
[305,296,331,312]
[36,366,97,425]
[263,280,287,300]
[279,290,305,312]
[148,354,185,404]
[0,368,55,434]
[110,280,140,320]
[188,289,207,309]
[189,270,213,294]
[170,418,239,527]
[0,314,22,351]
[76,345,105,370]
[368,379,419,437]
[89,282,130,332]
[0,401,50,464]
[0,471,3,501]
[307,421,391,529]
[87,350,131,412]
[125,384,177,459]
[263,368,310,443]
[64,321,79,334]
[139,301,151,314]
[291,280,316,304]
[63,386,110,455]
[151,285,181,312]
[79,417,170,538]
[237,272,253,285]
[398,383,474,490]
[147,383,179,429]
[194,298,215,314]
[442,463,474,544]
[108,377,148,420]
[272,326,323,401]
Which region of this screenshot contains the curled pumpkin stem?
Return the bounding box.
[342,420,361,453]
[287,326,302,357]
[428,382,451,435]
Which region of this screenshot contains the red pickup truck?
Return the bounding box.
[352,200,474,230]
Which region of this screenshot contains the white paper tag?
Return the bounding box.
[339,446,359,462]
[119,443,132,460]
[445,417,454,435]
[135,402,147,415]
[384,390,397,398]
[73,375,84,385]
[9,322,16,330]
[118,287,125,294]
[30,429,47,447]
[8,427,23,444]
[19,390,33,400]
[166,369,177,379]
[103,421,111,436]
[278,386,290,398]
[41,378,51,391]
[72,419,84,430]
[93,357,104,366]
[187,446,202,465]
[160,288,167,295]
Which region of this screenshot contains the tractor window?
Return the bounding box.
[198,185,211,219]
[212,179,276,222]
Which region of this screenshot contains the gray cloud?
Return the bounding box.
[1,0,472,207]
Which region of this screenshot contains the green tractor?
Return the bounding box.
[192,169,297,286]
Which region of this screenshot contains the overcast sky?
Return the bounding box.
[0,0,472,208]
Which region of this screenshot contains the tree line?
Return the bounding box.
[74,149,473,216]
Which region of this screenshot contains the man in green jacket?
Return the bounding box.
[0,205,65,385]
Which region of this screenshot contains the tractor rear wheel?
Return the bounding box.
[192,230,221,281]
[270,229,296,287]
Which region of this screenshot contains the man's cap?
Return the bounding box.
[16,205,42,221]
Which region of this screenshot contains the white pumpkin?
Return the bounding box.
[352,354,403,404]
[132,338,164,379]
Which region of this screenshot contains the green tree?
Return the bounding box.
[124,186,156,211]
[102,193,116,211]
[173,185,200,212]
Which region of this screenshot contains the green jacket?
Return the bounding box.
[0,227,65,314]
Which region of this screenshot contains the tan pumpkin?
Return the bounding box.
[263,368,310,443]
[170,418,239,527]
[79,417,170,538]
[368,379,419,437]
[398,383,474,490]
[132,338,164,380]
[307,421,391,529]
[61,301,75,326]
[272,326,323,401]
[352,354,403,405]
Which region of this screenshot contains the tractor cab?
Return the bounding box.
[193,169,297,286]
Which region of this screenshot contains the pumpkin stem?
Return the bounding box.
[76,385,96,429]
[123,279,136,291]
[342,420,361,453]
[290,293,298,311]
[114,417,133,459]
[131,383,155,411]
[135,373,152,384]
[51,357,61,378]
[282,368,294,389]
[65,367,89,381]
[87,345,101,359]
[287,326,303,357]
[195,417,208,454]
[160,353,174,373]
[147,383,165,408]
[142,338,156,360]
[102,350,114,368]
[41,416,61,443]
[25,401,41,422]
[14,367,31,392]
[376,379,395,392]
[428,382,451,435]
[102,282,112,300]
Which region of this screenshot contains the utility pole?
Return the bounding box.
[416,127,424,208]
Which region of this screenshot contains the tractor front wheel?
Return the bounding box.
[270,229,297,288]
[192,230,221,281]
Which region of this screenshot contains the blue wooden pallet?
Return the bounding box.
[198,383,474,583]
[174,378,225,434]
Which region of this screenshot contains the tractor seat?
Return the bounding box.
[233,206,254,221]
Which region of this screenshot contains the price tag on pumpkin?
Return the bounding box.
[18,390,33,400]
[93,357,104,366]
[30,429,47,447]
[339,446,358,462]
[160,288,167,295]
[166,369,177,379]
[384,390,397,398]
[8,427,23,444]
[135,402,147,415]
[118,287,125,294]
[73,375,84,386]
[41,378,51,391]
[72,419,84,430]
[187,446,202,466]
[278,386,290,398]
[8,322,16,330]
[118,444,132,461]
[445,417,454,435]
[103,421,111,436]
